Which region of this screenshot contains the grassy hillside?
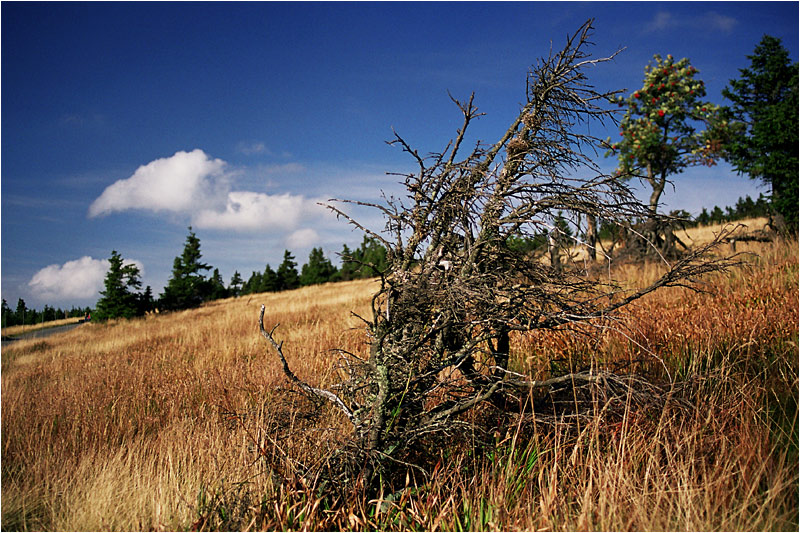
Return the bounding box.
[2,224,797,530]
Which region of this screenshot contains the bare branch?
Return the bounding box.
[259,305,357,426]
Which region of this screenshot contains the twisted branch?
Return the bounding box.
[259,305,357,426]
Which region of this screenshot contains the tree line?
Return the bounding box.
[91,229,389,321]
[1,299,91,328]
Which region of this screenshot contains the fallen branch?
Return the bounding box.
[259,305,357,426]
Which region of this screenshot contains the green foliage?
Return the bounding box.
[300,247,337,286]
[505,233,546,254]
[694,194,771,226]
[276,250,300,291]
[228,271,243,297]
[262,264,280,292]
[208,268,229,300]
[159,227,213,311]
[338,236,388,280]
[607,54,733,212]
[95,250,143,321]
[722,35,799,232]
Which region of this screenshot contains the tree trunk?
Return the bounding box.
[549,231,561,272]
[585,214,597,262]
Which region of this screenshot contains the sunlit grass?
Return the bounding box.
[2,224,797,531]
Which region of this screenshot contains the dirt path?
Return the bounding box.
[1,322,83,348]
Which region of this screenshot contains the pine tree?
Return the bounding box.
[95,250,143,320]
[276,250,299,291]
[337,244,358,281]
[356,236,388,278]
[15,298,26,325]
[2,299,12,327]
[229,271,243,297]
[160,227,212,310]
[209,268,228,300]
[300,247,338,286]
[240,271,256,295]
[262,264,280,292]
[722,35,799,232]
[139,286,156,314]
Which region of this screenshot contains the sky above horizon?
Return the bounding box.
[2,1,798,309]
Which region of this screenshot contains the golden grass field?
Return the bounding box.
[2,219,797,531]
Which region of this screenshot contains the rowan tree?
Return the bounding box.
[607,54,733,253]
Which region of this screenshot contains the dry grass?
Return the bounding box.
[2,230,797,531]
[567,216,771,262]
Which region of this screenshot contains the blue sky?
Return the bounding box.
[2,2,798,309]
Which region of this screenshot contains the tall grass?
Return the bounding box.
[2,236,797,531]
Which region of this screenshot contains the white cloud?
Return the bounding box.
[644,9,737,34]
[646,11,674,31]
[237,141,269,155]
[194,191,312,231]
[88,149,227,217]
[286,228,320,249]
[704,11,737,32]
[27,256,144,303]
[87,149,327,232]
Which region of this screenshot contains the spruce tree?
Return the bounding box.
[209,268,228,300]
[229,271,244,297]
[337,244,358,281]
[276,250,299,291]
[722,35,799,232]
[95,250,142,320]
[160,227,212,310]
[262,264,280,292]
[300,247,337,286]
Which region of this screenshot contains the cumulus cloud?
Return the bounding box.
[194,191,311,231]
[88,149,227,217]
[88,149,324,232]
[286,228,320,249]
[28,256,143,302]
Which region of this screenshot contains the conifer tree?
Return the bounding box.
[722,35,799,232]
[209,268,228,300]
[229,271,244,297]
[300,247,337,286]
[95,250,142,320]
[276,250,299,291]
[262,264,280,292]
[160,227,212,310]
